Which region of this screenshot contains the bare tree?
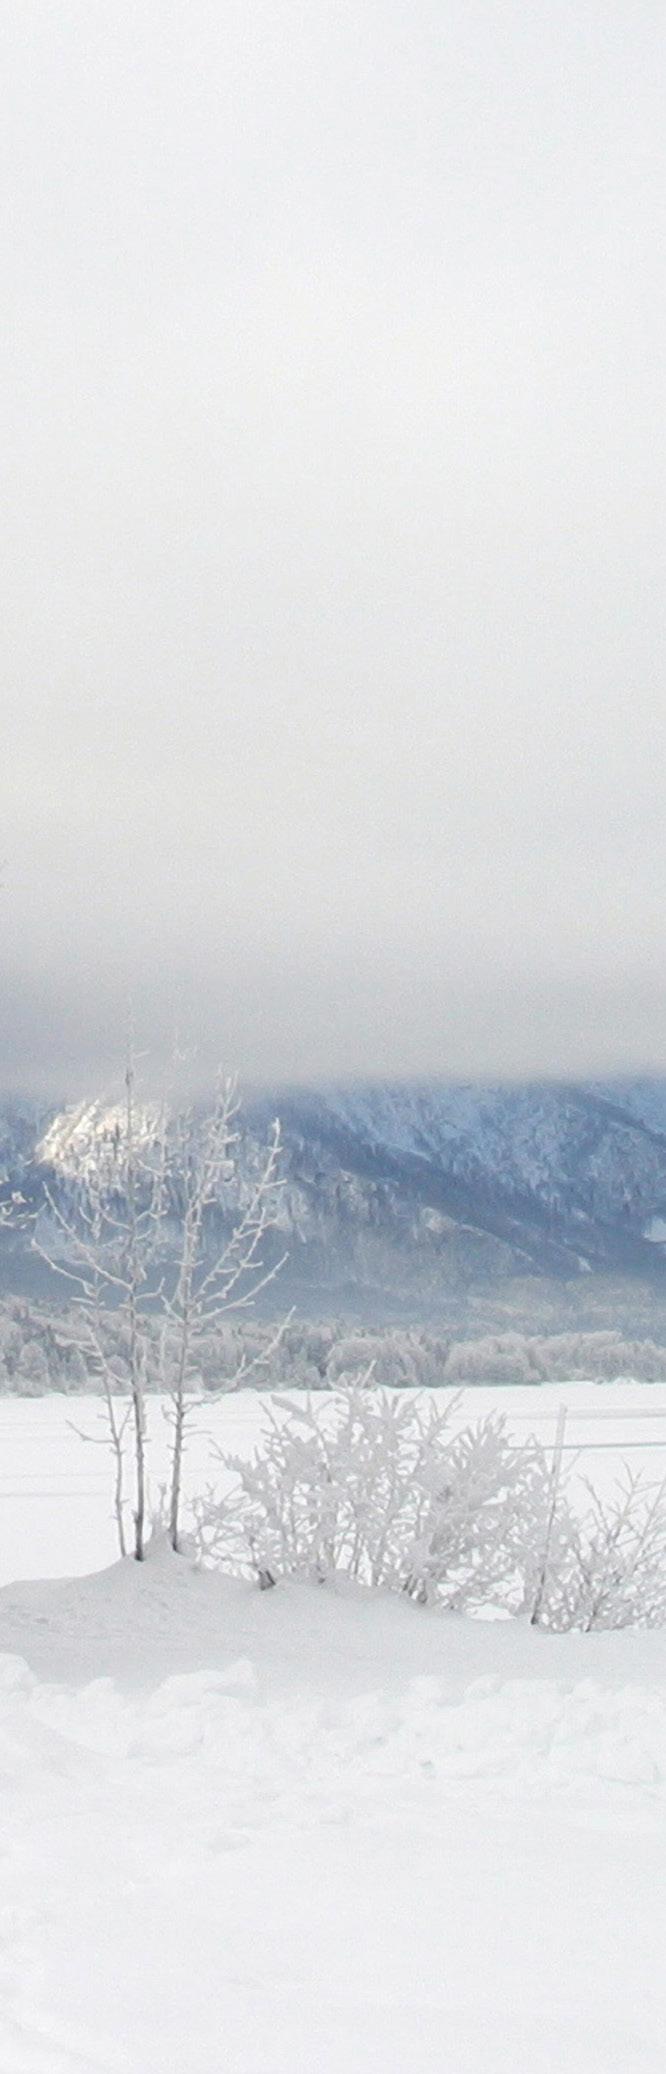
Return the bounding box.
[159,1076,287,1551]
[34,1049,168,1560]
[66,1380,132,1558]
[35,1060,288,1560]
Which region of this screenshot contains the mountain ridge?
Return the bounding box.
[3,1078,666,1314]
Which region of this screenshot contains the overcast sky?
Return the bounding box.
[2,1,666,1093]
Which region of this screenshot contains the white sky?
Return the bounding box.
[2,1,666,1090]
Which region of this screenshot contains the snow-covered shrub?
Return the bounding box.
[193,1383,551,1612]
[536,1470,666,1630]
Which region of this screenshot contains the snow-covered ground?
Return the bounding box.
[1,1385,666,2072]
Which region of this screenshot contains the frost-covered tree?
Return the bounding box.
[35,1051,168,1558]
[158,1076,286,1551]
[15,1339,49,1395]
[36,1059,287,1559]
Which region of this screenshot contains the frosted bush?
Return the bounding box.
[193,1383,551,1612]
[192,1385,666,1629]
[537,1471,666,1630]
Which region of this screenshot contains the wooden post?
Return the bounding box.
[530,1403,568,1627]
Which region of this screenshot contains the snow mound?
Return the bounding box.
[1,1561,666,2071]
[5,1652,666,1800]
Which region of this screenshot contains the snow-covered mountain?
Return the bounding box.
[3,1079,666,1309]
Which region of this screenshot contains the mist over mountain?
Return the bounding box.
[3,1077,666,1325]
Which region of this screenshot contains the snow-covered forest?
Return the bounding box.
[4,1297,666,1393]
